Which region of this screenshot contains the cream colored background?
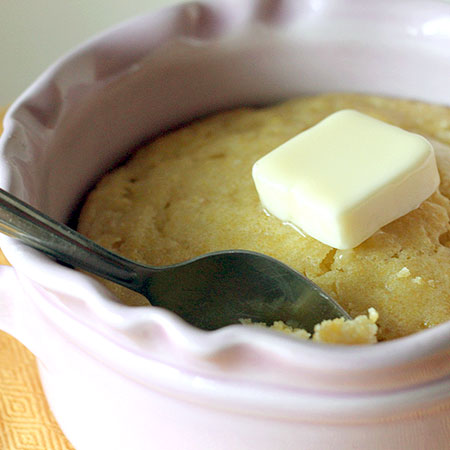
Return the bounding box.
[0,0,181,104]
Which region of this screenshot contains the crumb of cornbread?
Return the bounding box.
[312,308,379,344]
[78,93,450,341]
[241,308,378,345]
[240,319,312,340]
[396,267,411,278]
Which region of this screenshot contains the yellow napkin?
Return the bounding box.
[0,108,75,449]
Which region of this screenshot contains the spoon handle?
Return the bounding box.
[0,187,151,291]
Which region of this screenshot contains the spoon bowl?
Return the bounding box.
[0,187,349,332]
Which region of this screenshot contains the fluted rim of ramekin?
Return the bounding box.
[1,0,450,391]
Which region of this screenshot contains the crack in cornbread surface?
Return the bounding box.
[78,93,450,341]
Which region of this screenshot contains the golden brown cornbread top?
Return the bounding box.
[78,93,450,341]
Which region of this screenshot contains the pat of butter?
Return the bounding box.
[252,109,440,249]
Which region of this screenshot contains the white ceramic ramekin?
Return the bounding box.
[1,1,450,449]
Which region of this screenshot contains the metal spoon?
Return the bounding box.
[0,187,350,332]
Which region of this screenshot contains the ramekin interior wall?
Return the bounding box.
[6,4,449,223]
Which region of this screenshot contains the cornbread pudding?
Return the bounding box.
[242,308,379,344]
[78,93,450,341]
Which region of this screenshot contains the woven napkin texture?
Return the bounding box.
[0,108,75,450]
